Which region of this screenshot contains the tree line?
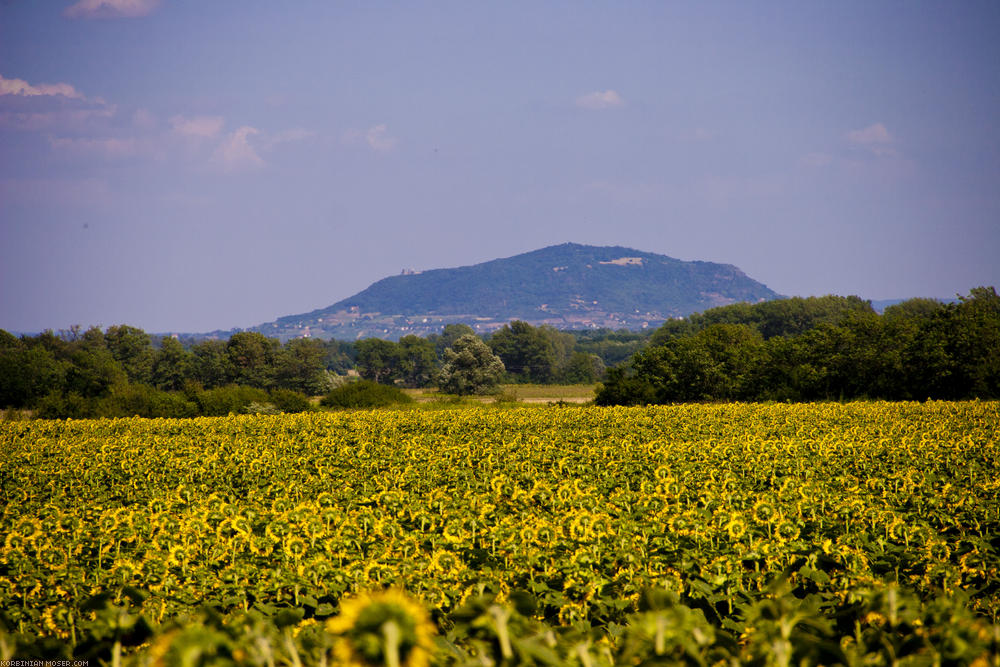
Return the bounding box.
[9,287,992,417]
[0,327,357,418]
[596,287,1000,405]
[0,321,633,418]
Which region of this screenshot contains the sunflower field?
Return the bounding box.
[2,401,999,665]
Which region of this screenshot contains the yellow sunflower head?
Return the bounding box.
[429,550,464,577]
[775,516,801,542]
[751,499,778,524]
[725,516,748,540]
[326,589,435,667]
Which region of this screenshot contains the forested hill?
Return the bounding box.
[257,243,781,340]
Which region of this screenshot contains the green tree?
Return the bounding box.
[941,286,1000,398]
[226,332,279,388]
[275,338,328,394]
[438,334,505,395]
[191,340,234,388]
[396,335,438,387]
[151,337,194,391]
[431,324,477,360]
[104,325,154,384]
[0,338,67,408]
[560,351,605,383]
[355,338,401,384]
[63,326,127,398]
[489,320,557,383]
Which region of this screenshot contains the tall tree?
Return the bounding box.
[396,335,438,387]
[151,337,194,391]
[438,334,505,395]
[489,320,557,383]
[226,332,280,388]
[192,340,233,388]
[355,338,401,384]
[105,325,154,384]
[275,338,328,394]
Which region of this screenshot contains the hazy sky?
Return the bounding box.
[2,1,998,333]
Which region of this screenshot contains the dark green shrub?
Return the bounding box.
[320,380,412,409]
[34,390,94,419]
[95,384,198,418]
[194,385,270,416]
[268,388,313,413]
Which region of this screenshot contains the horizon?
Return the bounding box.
[1,240,969,338]
[2,2,998,333]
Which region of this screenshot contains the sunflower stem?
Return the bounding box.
[382,619,402,667]
[491,605,513,660]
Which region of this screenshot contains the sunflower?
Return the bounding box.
[3,530,27,554]
[535,523,557,546]
[428,549,464,577]
[114,558,142,582]
[589,514,613,539]
[751,499,778,524]
[326,589,435,667]
[13,516,42,541]
[775,516,801,542]
[725,515,748,540]
[283,535,308,561]
[38,544,69,571]
[440,520,466,545]
[167,544,192,567]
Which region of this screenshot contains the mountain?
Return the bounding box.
[254,243,782,340]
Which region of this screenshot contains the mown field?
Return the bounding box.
[2,402,999,665]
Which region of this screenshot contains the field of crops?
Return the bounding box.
[2,401,999,665]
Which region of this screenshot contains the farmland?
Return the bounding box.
[2,401,999,664]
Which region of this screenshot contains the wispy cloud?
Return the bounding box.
[214,126,264,171]
[261,127,317,151]
[575,90,625,110]
[343,124,397,152]
[0,74,115,131]
[63,0,162,19]
[0,74,83,99]
[169,114,224,138]
[365,124,396,152]
[846,122,896,157]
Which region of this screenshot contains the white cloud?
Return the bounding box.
[63,0,162,19]
[0,74,83,99]
[169,114,224,138]
[214,126,264,171]
[344,124,396,152]
[260,127,317,151]
[847,122,892,146]
[846,123,896,157]
[575,90,625,110]
[365,124,396,152]
[0,74,116,131]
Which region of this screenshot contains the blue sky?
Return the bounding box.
[2,1,998,333]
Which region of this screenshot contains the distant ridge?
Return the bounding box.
[254,243,781,340]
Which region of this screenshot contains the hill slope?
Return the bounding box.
[255,243,781,340]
